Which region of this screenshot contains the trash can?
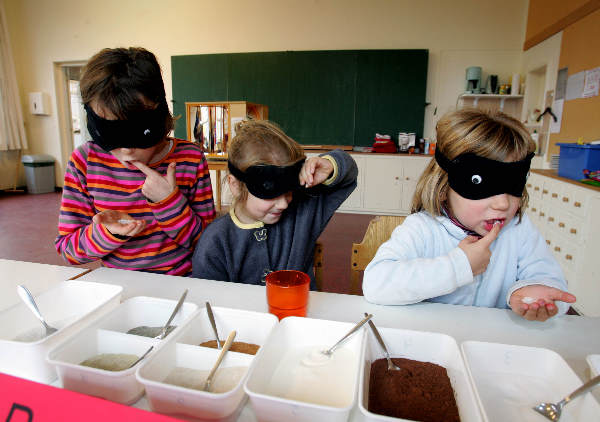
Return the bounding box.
[21,154,56,194]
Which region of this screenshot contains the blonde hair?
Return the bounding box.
[228,120,305,204]
[411,108,536,219]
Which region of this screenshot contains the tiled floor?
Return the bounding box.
[0,191,375,294]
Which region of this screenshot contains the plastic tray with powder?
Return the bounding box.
[199,339,260,355]
[368,357,460,422]
[126,325,176,338]
[163,366,248,393]
[79,353,139,372]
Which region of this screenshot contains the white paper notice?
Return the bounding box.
[566,71,585,100]
[550,99,563,134]
[230,117,244,139]
[583,67,600,98]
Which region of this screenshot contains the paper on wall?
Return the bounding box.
[230,117,244,139]
[566,71,585,100]
[583,67,600,98]
[550,99,563,134]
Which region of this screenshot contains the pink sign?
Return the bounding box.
[0,373,180,421]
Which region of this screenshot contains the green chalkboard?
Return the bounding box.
[172,50,428,146]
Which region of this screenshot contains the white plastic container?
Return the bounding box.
[0,280,122,383]
[587,354,600,378]
[358,326,483,422]
[244,316,366,422]
[462,341,600,422]
[47,296,197,404]
[137,307,277,420]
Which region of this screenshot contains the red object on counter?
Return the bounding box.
[0,373,180,422]
[372,135,397,153]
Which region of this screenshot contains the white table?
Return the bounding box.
[0,259,91,311]
[76,267,600,420]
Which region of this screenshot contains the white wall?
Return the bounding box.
[3,0,528,188]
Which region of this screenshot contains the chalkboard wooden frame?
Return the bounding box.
[172,49,428,146]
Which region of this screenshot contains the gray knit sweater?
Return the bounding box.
[191,149,358,289]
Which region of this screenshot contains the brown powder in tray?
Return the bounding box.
[368,357,460,422]
[199,340,260,355]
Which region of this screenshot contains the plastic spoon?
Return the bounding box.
[203,330,236,392]
[127,345,154,369]
[17,285,57,336]
[364,312,401,371]
[533,374,600,420]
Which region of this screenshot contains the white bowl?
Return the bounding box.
[462,341,600,422]
[244,316,366,422]
[358,326,483,422]
[46,295,197,404]
[137,307,277,421]
[587,354,600,378]
[0,280,122,383]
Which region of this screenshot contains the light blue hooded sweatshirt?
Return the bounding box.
[363,211,570,315]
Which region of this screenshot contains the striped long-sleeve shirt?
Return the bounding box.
[55,139,216,276]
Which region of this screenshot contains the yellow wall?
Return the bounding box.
[2,0,529,187]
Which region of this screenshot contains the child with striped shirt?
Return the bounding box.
[55,47,216,275]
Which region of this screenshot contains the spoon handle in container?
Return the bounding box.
[17,285,47,325]
[326,314,372,355]
[158,289,188,339]
[206,301,222,349]
[364,313,391,358]
[204,330,236,391]
[563,374,600,405]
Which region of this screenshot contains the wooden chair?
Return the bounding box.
[350,215,406,295]
[314,241,324,291]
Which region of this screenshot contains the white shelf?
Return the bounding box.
[460,94,523,99]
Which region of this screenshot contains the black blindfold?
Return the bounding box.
[85,102,168,151]
[228,159,305,199]
[435,149,534,200]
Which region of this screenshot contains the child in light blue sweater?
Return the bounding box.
[363,109,575,322]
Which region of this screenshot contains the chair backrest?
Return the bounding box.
[350,215,406,295]
[314,241,324,291]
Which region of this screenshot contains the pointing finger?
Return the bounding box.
[547,288,577,303]
[478,222,501,248]
[131,160,157,177]
[166,162,177,185]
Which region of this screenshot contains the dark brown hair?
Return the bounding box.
[411,108,536,219]
[80,47,173,135]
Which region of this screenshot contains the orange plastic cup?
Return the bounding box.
[265,270,310,320]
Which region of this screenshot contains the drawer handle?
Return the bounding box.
[562,197,569,202]
[558,222,565,227]
[574,201,581,207]
[534,186,540,191]
[565,254,573,261]
[546,240,551,245]
[542,189,548,194]
[395,176,399,180]
[570,228,577,234]
[405,177,410,181]
[531,207,537,212]
[540,212,545,217]
[548,217,554,222]
[552,193,558,198]
[527,183,532,188]
[554,246,561,252]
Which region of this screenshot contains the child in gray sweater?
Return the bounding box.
[191,120,357,289]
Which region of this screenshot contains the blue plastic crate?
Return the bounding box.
[557,143,600,181]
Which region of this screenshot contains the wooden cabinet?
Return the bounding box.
[185,101,268,154]
[526,170,600,316]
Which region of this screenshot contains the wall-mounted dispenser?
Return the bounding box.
[29,92,51,115]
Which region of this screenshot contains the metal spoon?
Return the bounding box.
[127,345,154,369]
[206,301,222,349]
[321,314,372,357]
[17,285,57,336]
[155,289,188,339]
[533,374,600,421]
[203,330,236,392]
[364,313,401,371]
